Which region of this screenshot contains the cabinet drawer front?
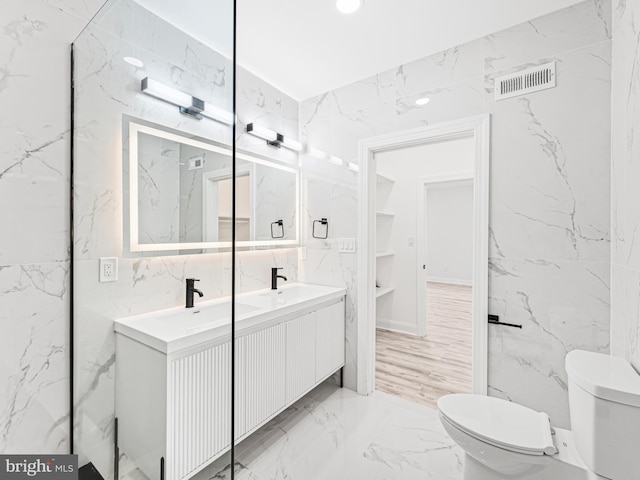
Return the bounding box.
[169,343,231,480]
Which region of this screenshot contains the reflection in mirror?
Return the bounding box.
[204,170,250,242]
[128,121,299,252]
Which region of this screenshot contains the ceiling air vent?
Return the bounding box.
[494,62,556,101]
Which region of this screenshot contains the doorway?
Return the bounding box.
[419,177,474,337]
[357,115,490,399]
[373,138,475,406]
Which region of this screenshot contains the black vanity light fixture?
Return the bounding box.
[140,77,234,125]
[246,123,303,151]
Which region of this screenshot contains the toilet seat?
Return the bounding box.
[438,394,557,456]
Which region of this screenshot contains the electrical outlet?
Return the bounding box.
[99,257,118,283]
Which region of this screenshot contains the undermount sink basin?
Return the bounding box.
[114,283,346,353]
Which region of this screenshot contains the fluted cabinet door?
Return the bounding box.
[235,323,287,439]
[168,342,231,480]
[315,299,345,382]
[285,313,316,404]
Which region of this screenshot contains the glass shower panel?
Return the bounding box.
[72,1,235,479]
[229,5,351,479]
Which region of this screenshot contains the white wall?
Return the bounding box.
[426,182,474,284]
[375,137,474,334]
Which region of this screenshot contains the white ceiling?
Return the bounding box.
[135,0,584,101]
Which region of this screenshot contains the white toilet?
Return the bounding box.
[438,350,640,479]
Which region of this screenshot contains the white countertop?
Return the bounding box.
[114,283,346,354]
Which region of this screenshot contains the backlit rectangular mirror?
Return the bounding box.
[127,121,299,252]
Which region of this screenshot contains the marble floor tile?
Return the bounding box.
[193,382,463,480]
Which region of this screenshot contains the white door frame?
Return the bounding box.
[416,174,474,338]
[357,114,490,396]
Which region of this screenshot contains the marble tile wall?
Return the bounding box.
[299,158,359,389]
[611,0,640,370]
[0,0,100,456]
[300,0,612,427]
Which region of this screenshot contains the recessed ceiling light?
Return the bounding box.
[336,0,362,14]
[415,97,430,106]
[124,56,144,68]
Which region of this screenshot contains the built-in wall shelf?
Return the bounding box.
[375,168,395,319]
[376,211,395,218]
[377,173,395,185]
[375,287,394,299]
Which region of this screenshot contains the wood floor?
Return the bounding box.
[375,282,473,409]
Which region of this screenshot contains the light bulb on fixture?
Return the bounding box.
[140,77,233,125]
[305,147,345,167]
[415,97,430,106]
[124,56,144,68]
[336,0,362,14]
[328,155,344,167]
[306,146,328,159]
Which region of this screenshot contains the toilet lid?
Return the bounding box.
[438,394,557,456]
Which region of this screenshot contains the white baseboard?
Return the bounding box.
[376,317,417,336]
[427,276,472,286]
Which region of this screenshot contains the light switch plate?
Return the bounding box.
[337,238,357,253]
[99,257,118,283]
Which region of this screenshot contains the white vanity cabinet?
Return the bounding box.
[115,285,345,480]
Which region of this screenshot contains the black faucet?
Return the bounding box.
[271,268,287,290]
[186,278,203,308]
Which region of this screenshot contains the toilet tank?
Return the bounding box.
[566,350,640,480]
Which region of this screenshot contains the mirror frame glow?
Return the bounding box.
[129,122,300,252]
